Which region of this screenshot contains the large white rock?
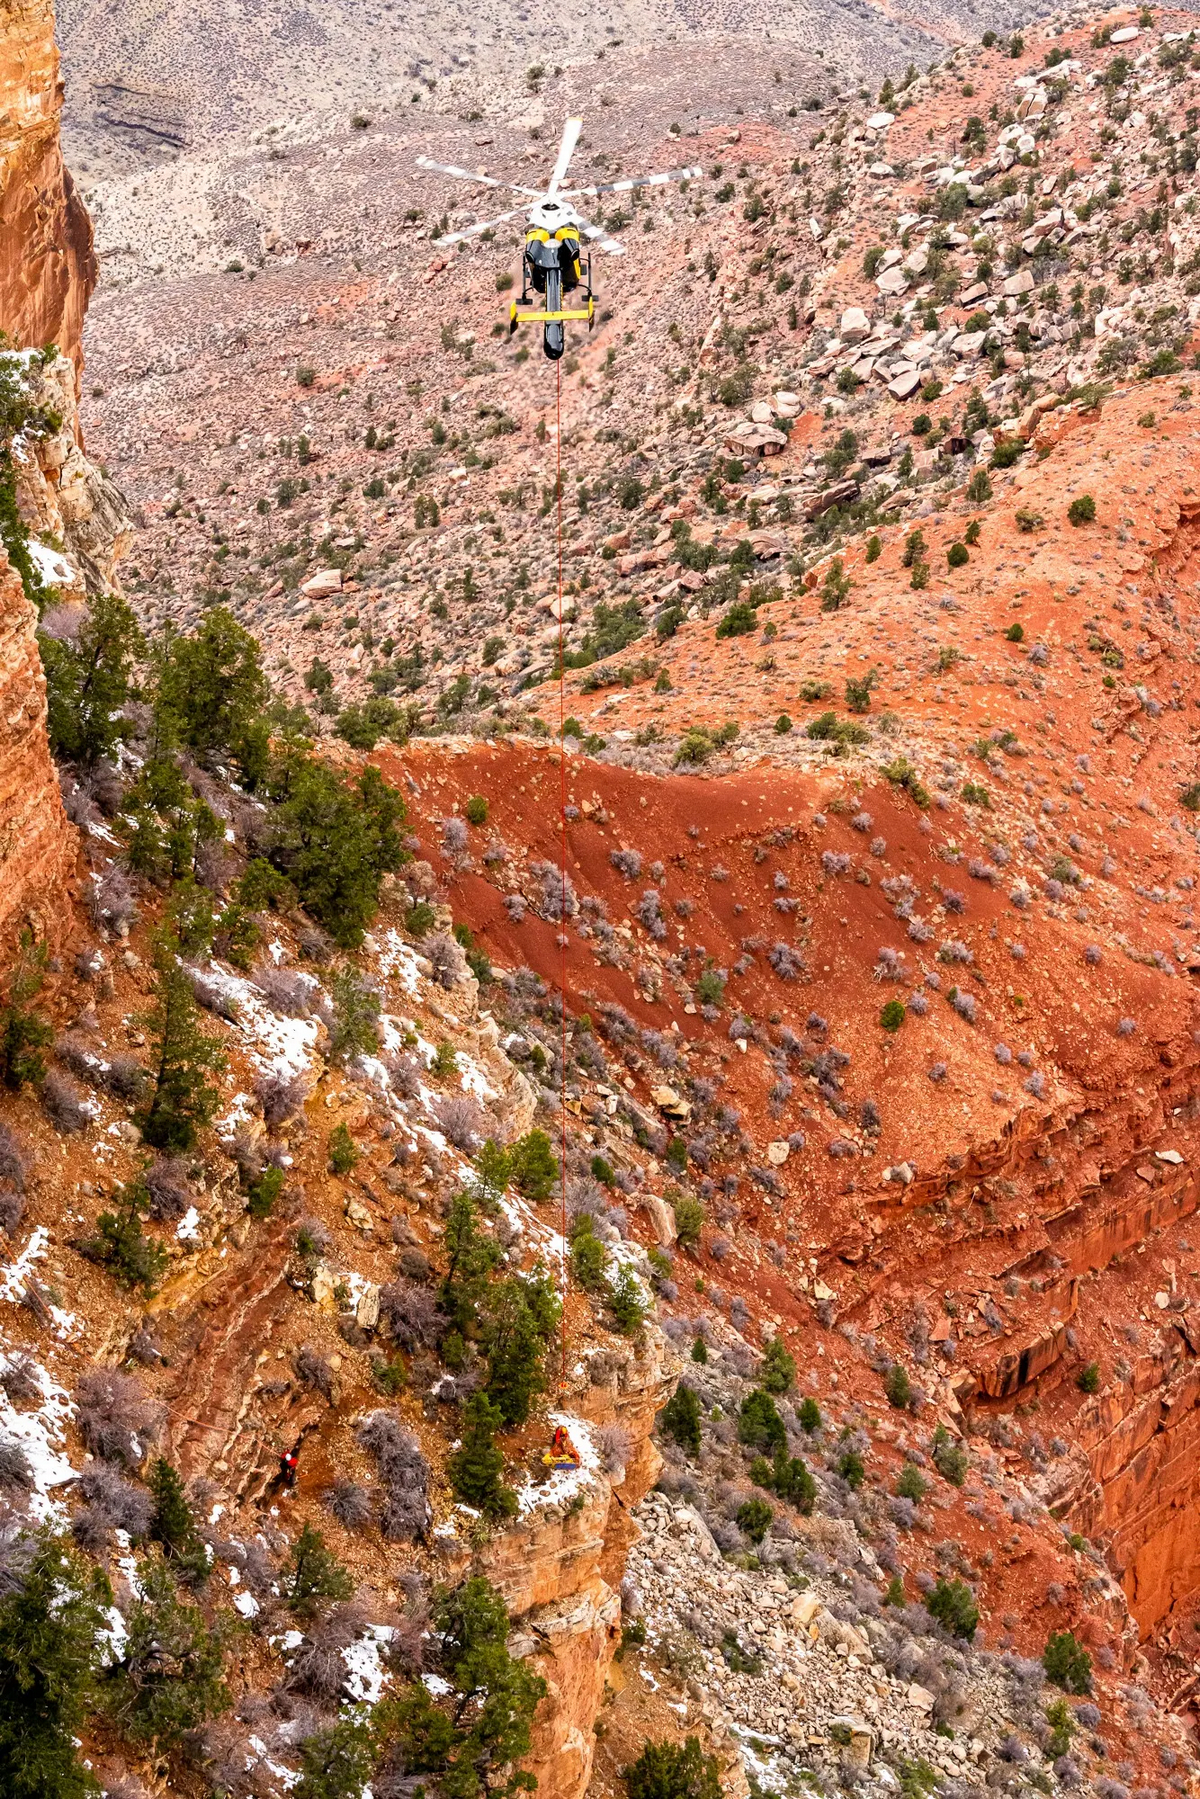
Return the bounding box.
[876,265,908,296]
[1003,266,1034,296]
[300,566,343,597]
[866,110,895,130]
[887,369,922,399]
[840,305,871,343]
[1110,23,1139,41]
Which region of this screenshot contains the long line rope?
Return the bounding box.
[556,358,569,1394]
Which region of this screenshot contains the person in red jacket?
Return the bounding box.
[279,1444,300,1490]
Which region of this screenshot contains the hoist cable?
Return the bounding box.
[555,357,569,1393]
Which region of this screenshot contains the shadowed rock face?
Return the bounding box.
[0,0,96,378]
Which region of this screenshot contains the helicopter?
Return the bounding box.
[418,117,700,359]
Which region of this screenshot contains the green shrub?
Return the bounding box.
[880,999,906,1033]
[774,712,792,734]
[895,1462,928,1502]
[1077,1361,1100,1393]
[926,1576,979,1640]
[448,1394,517,1519]
[673,1193,706,1249]
[465,794,489,825]
[624,1735,722,1799]
[761,1335,796,1393]
[947,541,969,567]
[328,1122,359,1176]
[736,1497,773,1543]
[845,668,878,713]
[798,1396,821,1433]
[933,1427,969,1486]
[570,1215,608,1290]
[0,931,52,1091]
[885,1363,912,1408]
[296,366,316,387]
[1005,622,1025,641]
[608,1266,647,1335]
[1068,493,1096,525]
[716,601,757,639]
[247,1165,285,1217]
[1043,1629,1093,1694]
[509,1128,559,1202]
[294,1716,377,1799]
[78,1178,169,1295]
[821,557,852,612]
[884,1574,906,1606]
[326,966,381,1065]
[738,1389,786,1453]
[691,1337,708,1364]
[660,1384,702,1456]
[967,470,992,503]
[865,534,882,563]
[0,1527,113,1799]
[838,1449,865,1489]
[771,1449,816,1512]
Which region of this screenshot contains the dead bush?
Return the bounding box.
[75,1368,164,1467]
[143,1156,192,1222]
[295,1344,334,1402]
[325,1478,373,1530]
[254,1069,311,1129]
[0,1124,30,1193]
[430,1094,487,1152]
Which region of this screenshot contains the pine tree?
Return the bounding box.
[482,1270,560,1427]
[40,591,144,768]
[439,1190,501,1336]
[266,754,407,948]
[160,605,270,772]
[659,1385,701,1458]
[282,1524,354,1619]
[624,1736,722,1799]
[148,1457,208,1582]
[447,1394,517,1520]
[0,1527,112,1799]
[137,935,226,1151]
[508,1128,559,1203]
[294,1715,378,1799]
[0,931,53,1091]
[760,1335,796,1394]
[78,1178,169,1295]
[108,1552,228,1746]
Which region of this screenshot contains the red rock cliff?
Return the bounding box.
[0,539,73,941]
[0,0,95,374]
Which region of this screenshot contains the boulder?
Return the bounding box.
[887,369,921,399]
[839,305,871,344]
[876,265,908,297]
[300,566,343,598]
[866,110,895,130]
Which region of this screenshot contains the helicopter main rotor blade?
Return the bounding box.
[417,155,543,201]
[576,214,626,255]
[432,203,531,248]
[546,116,583,198]
[558,163,702,201]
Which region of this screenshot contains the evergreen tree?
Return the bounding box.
[434,1576,546,1794]
[447,1394,517,1521]
[760,1335,795,1394]
[40,592,144,767]
[78,1177,169,1295]
[737,1389,786,1454]
[439,1191,501,1336]
[266,754,407,948]
[282,1523,353,1619]
[294,1715,378,1799]
[160,606,270,774]
[659,1385,701,1458]
[137,935,226,1151]
[148,1457,208,1582]
[0,931,53,1091]
[326,967,381,1065]
[0,1527,112,1799]
[108,1552,228,1746]
[508,1128,559,1203]
[624,1736,722,1799]
[482,1269,560,1427]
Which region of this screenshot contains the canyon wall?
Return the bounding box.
[0,533,73,941]
[0,0,95,373]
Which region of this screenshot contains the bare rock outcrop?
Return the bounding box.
[0,535,73,940]
[0,0,96,378]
